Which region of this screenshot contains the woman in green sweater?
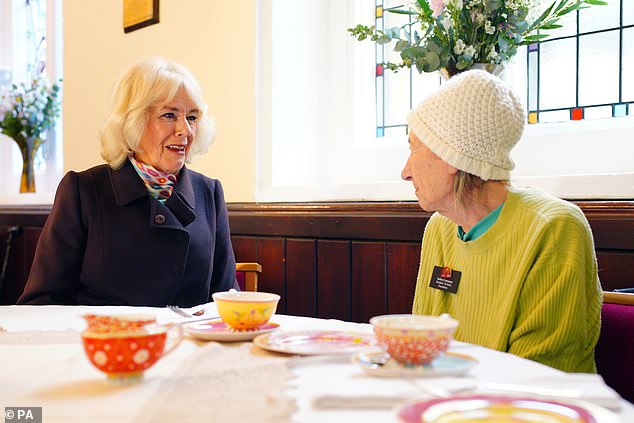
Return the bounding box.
[402,70,602,373]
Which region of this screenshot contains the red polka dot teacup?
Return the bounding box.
[369,314,459,366]
[82,314,183,383]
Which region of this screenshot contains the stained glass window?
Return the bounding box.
[527,0,633,123]
[374,0,442,138]
[374,0,633,135]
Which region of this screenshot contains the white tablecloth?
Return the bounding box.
[1,305,632,422]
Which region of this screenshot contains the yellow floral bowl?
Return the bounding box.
[212,291,280,331]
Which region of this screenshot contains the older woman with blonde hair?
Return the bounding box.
[19,58,237,306]
[402,70,602,373]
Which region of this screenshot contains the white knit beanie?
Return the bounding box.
[407,70,526,181]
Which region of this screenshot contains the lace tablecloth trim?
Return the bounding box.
[136,341,295,423]
[0,329,80,344]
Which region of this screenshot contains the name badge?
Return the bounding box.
[429,266,461,293]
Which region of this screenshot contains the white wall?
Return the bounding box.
[63,0,257,202]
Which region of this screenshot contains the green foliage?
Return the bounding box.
[348,0,606,75]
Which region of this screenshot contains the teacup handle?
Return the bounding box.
[162,324,184,357]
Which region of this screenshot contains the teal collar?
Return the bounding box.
[458,202,504,242]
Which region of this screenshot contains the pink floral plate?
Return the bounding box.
[396,394,619,423]
[253,330,376,355]
[185,319,279,342]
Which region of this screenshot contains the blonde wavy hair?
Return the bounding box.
[100,58,215,169]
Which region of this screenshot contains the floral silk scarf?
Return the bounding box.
[129,155,177,203]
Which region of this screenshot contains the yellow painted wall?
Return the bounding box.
[63,0,256,201]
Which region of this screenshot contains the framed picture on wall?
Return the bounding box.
[123,0,159,33]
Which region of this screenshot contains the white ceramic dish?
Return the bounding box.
[185,319,279,342]
[253,330,376,355]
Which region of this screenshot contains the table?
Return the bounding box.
[1,304,632,422]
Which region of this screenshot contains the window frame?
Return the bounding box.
[0,0,63,204]
[257,0,634,203]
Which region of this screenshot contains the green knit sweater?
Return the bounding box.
[412,186,602,373]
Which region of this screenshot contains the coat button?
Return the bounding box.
[154,214,166,224]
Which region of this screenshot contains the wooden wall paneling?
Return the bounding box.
[597,252,634,291]
[3,201,634,308]
[351,242,387,323]
[317,240,352,321]
[256,237,286,312]
[0,225,41,304]
[387,242,421,314]
[231,236,257,262]
[228,203,431,242]
[285,239,317,317]
[0,227,14,304]
[580,202,634,250]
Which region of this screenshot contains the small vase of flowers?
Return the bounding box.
[0,78,62,193]
[349,0,606,77]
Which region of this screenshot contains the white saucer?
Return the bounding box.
[185,319,279,342]
[353,350,477,378]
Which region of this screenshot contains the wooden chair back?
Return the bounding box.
[235,262,262,292]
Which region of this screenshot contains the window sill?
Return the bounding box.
[0,193,55,207]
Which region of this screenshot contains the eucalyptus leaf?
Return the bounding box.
[394,40,409,51]
[389,27,401,38]
[388,9,419,15]
[424,51,440,70]
[455,56,472,70]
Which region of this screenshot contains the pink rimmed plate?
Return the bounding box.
[253,330,376,355]
[185,319,279,342]
[396,394,619,423]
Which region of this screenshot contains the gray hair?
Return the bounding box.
[454,170,482,205]
[453,170,509,207]
[100,58,215,169]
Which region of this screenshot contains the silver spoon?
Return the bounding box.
[167,305,209,318]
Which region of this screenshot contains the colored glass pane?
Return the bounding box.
[375,6,383,18]
[613,104,627,117]
[376,64,384,77]
[571,108,584,120]
[528,112,538,124]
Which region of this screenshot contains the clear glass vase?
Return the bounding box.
[18,136,43,193]
[438,63,505,80]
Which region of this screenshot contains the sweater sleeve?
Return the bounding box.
[507,211,602,373]
[18,171,87,304]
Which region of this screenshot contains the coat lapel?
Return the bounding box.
[110,160,196,228]
[110,160,148,206]
[164,166,196,227]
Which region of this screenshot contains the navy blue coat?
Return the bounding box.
[18,160,237,306]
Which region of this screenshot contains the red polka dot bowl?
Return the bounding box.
[81,314,183,384]
[369,314,459,366]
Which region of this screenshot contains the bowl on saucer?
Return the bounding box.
[212,290,280,331]
[369,314,458,366]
